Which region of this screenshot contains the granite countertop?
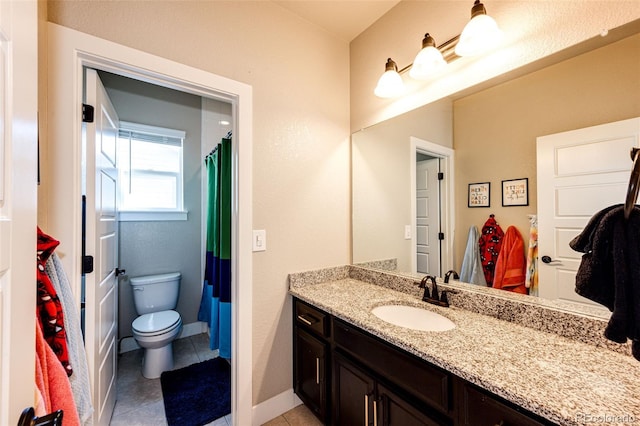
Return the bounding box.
[290,278,640,426]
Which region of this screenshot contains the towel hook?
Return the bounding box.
[624,147,640,219]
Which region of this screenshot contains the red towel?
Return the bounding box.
[493,226,528,294]
[479,214,504,286]
[35,319,81,425]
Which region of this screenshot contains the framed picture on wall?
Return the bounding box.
[468,182,490,207]
[502,178,529,206]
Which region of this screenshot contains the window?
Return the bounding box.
[117,122,187,220]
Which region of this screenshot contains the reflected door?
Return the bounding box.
[416,158,441,275]
[537,117,640,305]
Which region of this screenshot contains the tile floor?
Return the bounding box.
[109,332,319,426]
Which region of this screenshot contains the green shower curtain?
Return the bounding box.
[198,136,232,358]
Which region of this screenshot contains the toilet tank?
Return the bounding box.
[130,272,181,315]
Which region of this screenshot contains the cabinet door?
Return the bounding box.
[333,353,376,426]
[294,328,328,422]
[377,383,444,426]
[460,382,547,426]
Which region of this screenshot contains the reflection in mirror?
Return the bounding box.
[352,20,640,315]
[352,98,453,275]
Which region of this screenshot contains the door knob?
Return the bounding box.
[541,255,561,264]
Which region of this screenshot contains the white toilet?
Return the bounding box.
[130,272,183,379]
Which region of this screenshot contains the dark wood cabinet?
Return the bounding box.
[333,352,443,426]
[292,297,555,426]
[458,381,548,426]
[332,353,375,425]
[377,382,443,426]
[293,299,330,423]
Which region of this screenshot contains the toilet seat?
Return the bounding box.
[132,310,181,336]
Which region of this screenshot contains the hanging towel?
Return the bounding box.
[37,228,72,376]
[460,225,487,286]
[570,204,640,361]
[35,318,81,426]
[493,226,528,294]
[525,215,539,296]
[46,253,94,424]
[479,214,504,286]
[35,336,51,415]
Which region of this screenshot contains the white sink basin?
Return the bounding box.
[371,305,456,332]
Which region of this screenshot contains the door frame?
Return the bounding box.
[46,23,253,425]
[409,137,454,274]
[0,1,38,424]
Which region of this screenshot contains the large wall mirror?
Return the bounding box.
[352,19,640,315]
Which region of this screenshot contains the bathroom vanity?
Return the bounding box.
[290,266,640,426]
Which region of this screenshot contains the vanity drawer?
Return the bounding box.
[460,382,549,426]
[333,318,451,414]
[294,299,330,338]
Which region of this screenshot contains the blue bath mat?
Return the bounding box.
[160,357,231,426]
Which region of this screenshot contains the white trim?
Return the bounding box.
[409,137,455,274]
[47,23,253,426]
[118,210,188,221]
[251,388,303,426]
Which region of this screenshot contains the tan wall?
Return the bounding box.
[44,1,350,406]
[453,33,640,267]
[350,1,640,132]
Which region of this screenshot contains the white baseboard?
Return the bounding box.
[119,321,208,354]
[252,388,302,426]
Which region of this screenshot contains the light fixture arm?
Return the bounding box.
[392,34,461,76]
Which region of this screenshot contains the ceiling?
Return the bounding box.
[273,0,401,41]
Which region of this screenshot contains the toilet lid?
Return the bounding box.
[132,310,181,335]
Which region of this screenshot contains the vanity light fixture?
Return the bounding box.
[455,0,503,57]
[373,0,502,98]
[409,33,447,80]
[374,58,406,98]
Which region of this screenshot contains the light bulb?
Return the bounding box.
[410,47,446,80]
[455,1,502,57]
[374,58,405,98]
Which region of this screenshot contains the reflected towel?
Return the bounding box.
[493,226,527,294]
[525,215,539,296]
[460,226,487,286]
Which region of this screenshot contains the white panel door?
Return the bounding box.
[537,117,640,306]
[0,1,38,424]
[84,69,119,426]
[416,158,441,275]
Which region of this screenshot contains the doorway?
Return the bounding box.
[47,23,253,426]
[410,137,454,275]
[416,154,442,275]
[536,117,640,307]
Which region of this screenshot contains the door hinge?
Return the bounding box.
[82,255,94,274]
[438,232,445,240]
[437,172,444,180]
[82,104,95,123]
